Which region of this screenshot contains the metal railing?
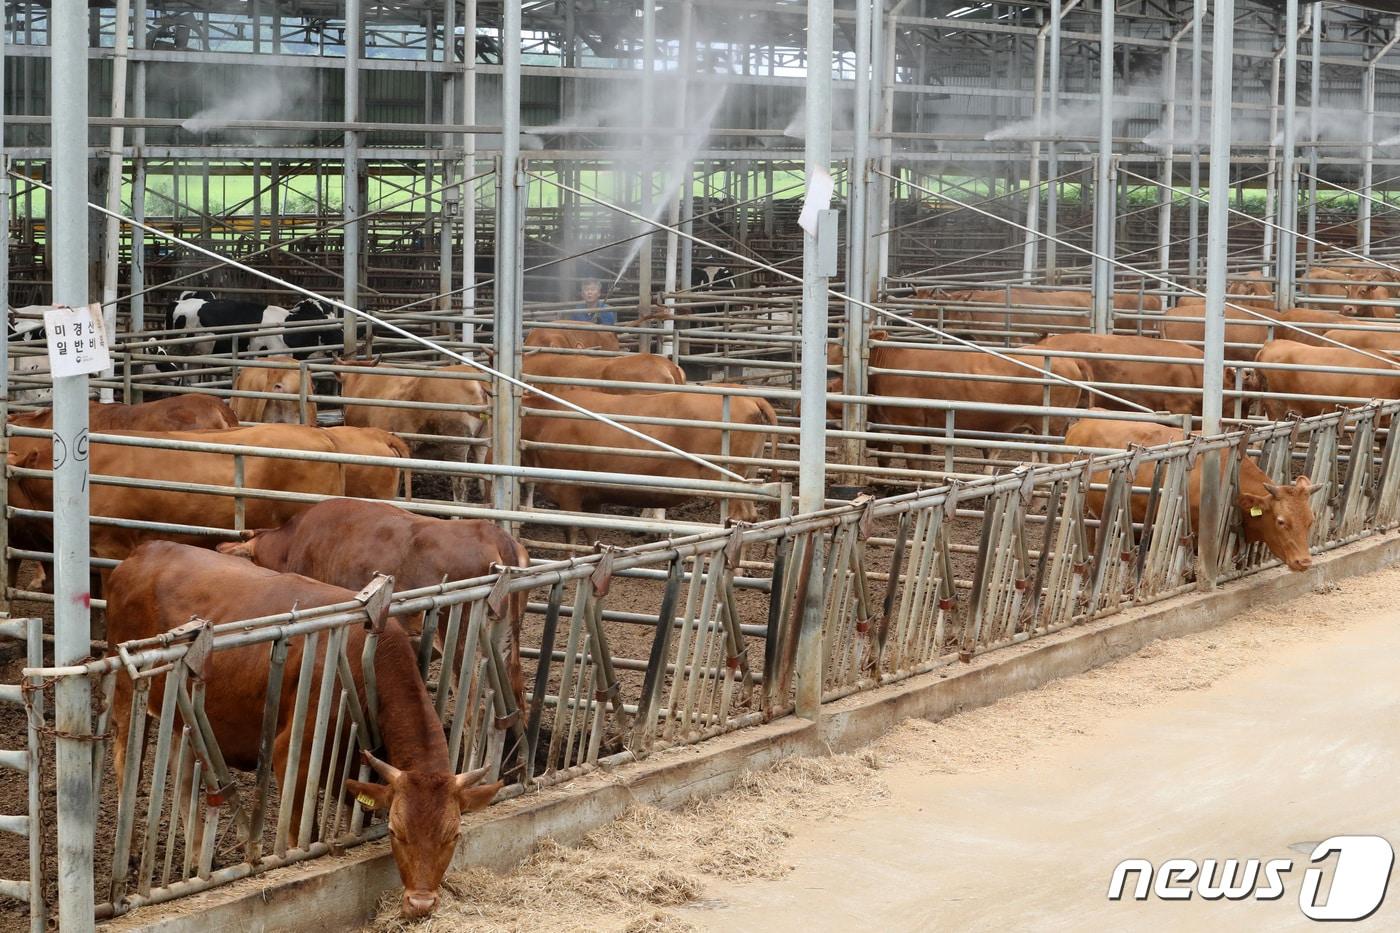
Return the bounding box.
[11,397,1400,925]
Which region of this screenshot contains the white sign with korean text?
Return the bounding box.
[43,303,111,378]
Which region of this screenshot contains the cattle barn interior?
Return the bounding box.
[7,0,1400,928]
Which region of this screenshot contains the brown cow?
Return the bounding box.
[1251,340,1400,421]
[1025,334,1204,415]
[523,327,622,351]
[1321,327,1400,352]
[520,386,776,535]
[326,426,410,500]
[1159,299,1278,360]
[8,395,239,432]
[1270,308,1355,346]
[8,423,345,569]
[107,541,499,919]
[1062,417,1314,571]
[336,360,489,502]
[217,497,529,707]
[6,395,240,590]
[827,331,1088,470]
[912,287,1157,335]
[231,356,317,424]
[521,351,684,391]
[1226,270,1274,298]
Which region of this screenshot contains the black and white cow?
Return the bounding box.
[169,294,337,360]
[691,265,737,291]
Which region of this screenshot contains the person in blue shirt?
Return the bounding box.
[564,278,617,326]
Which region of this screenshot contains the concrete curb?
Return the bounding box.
[102,531,1400,931]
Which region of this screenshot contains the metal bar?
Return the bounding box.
[51,0,96,925]
[1091,0,1114,332]
[1278,0,1300,305]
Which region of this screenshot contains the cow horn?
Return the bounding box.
[1262,482,1283,499]
[455,765,490,789]
[362,750,402,784]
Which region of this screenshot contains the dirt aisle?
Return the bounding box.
[681,575,1400,932]
[374,567,1400,932]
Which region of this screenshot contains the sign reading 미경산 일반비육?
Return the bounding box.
[43,303,111,378]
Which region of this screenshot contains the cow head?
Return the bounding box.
[346,751,501,918]
[216,533,261,563]
[1237,475,1314,572]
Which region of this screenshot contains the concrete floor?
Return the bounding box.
[681,605,1400,932]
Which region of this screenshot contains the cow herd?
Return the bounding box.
[12,268,1384,914]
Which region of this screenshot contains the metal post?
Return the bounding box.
[0,14,8,615]
[1200,0,1235,589]
[99,0,132,402]
[1091,0,1113,333]
[795,0,832,720]
[843,0,872,477]
[637,0,656,310]
[343,0,363,354]
[663,0,693,359]
[52,0,97,927]
[1045,0,1061,278]
[1263,37,1282,271]
[493,0,523,514]
[1305,1,1321,270]
[438,0,456,314]
[1360,20,1400,256]
[462,0,477,344]
[1188,0,1203,283]
[1277,0,1299,306]
[875,0,907,288]
[1024,5,1060,280]
[130,0,147,334]
[1159,15,1192,275]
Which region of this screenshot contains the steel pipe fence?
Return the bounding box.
[9,399,1400,925]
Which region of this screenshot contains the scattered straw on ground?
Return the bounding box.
[371,753,888,933]
[373,567,1393,932]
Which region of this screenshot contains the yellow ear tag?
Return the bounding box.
[1249,507,1263,517]
[356,793,379,810]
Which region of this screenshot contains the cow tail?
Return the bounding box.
[747,398,780,484]
[386,433,412,498]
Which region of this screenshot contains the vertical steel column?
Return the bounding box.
[637,0,656,309]
[0,10,8,615]
[1188,0,1203,282]
[342,0,363,353]
[1023,11,1047,280]
[462,0,477,344]
[1305,1,1321,269]
[795,0,832,719]
[51,1,96,927]
[99,0,131,401]
[861,0,883,302]
[492,0,523,514]
[127,0,149,329]
[1277,0,1299,305]
[1091,0,1113,333]
[1158,15,1193,275]
[1199,0,1235,589]
[1045,0,1061,278]
[438,0,456,312]
[663,0,692,360]
[875,0,908,288]
[1263,39,1282,271]
[1360,22,1399,256]
[843,0,872,477]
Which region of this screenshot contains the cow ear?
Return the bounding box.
[217,537,259,559]
[457,780,503,813]
[1237,491,1270,515]
[346,779,393,812]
